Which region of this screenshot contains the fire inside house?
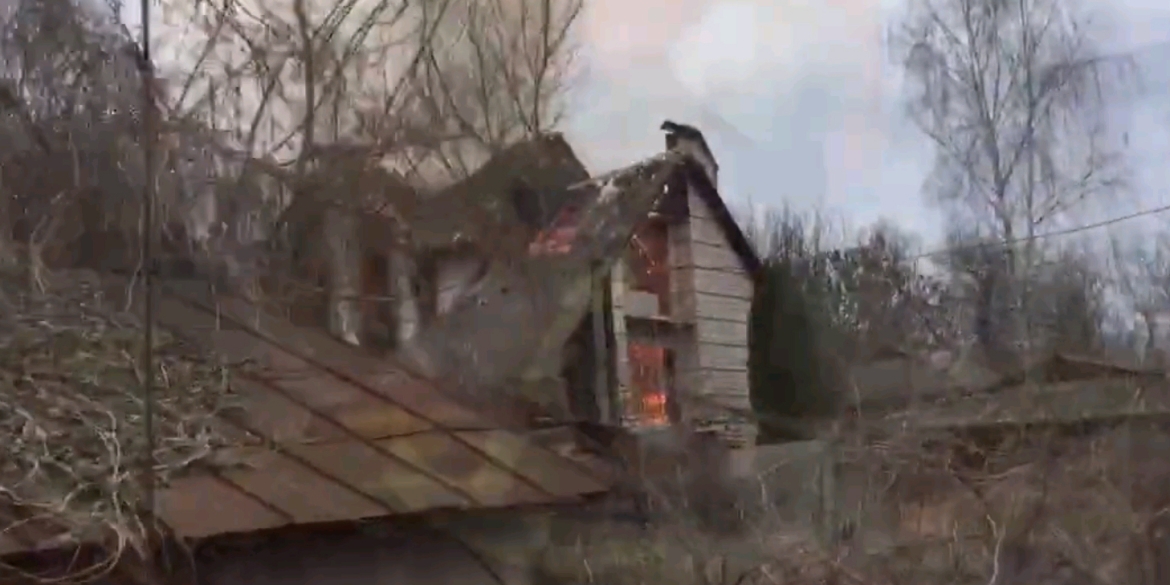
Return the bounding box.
[624,219,675,427]
[627,342,672,426]
[528,203,581,255]
[529,199,679,427]
[628,219,671,314]
[416,126,753,439]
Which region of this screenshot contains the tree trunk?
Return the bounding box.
[325,205,361,345]
[390,247,420,349]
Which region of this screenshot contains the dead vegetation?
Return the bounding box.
[0,268,241,580]
[0,0,1165,583]
[531,419,1170,585]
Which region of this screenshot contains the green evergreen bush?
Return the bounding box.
[749,260,839,442]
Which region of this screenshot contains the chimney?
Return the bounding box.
[662,121,719,189]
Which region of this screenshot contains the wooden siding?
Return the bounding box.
[699,344,750,372]
[604,181,755,444]
[686,188,753,442]
[696,318,747,345]
[677,368,751,394]
[693,294,750,323]
[691,241,749,276]
[694,266,750,293]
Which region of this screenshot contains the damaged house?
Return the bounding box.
[0,121,758,584]
[287,123,761,447]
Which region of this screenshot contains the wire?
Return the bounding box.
[905,202,1170,263]
[747,202,1170,276]
[665,55,1170,273]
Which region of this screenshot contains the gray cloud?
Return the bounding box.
[569,0,1170,248]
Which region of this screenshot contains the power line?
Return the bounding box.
[906,202,1170,263]
[740,202,1170,276]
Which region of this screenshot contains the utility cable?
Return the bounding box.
[905,202,1170,263]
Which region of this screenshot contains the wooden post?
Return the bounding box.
[591,263,612,423]
[610,262,632,425]
[817,436,841,548]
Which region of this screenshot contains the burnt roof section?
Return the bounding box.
[0,276,615,553]
[403,151,688,417]
[527,154,761,276]
[408,133,590,252]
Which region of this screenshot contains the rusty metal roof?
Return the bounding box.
[152,280,615,539]
[0,278,616,553]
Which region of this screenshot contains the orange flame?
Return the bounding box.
[641,391,669,425]
[627,343,671,427]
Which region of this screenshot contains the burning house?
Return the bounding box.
[0,122,759,585]
[288,123,762,446]
[520,124,761,443]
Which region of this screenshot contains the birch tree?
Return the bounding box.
[896,0,1131,362]
[1112,232,1170,362]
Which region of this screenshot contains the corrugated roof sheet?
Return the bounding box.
[2,277,616,551]
[155,280,615,538]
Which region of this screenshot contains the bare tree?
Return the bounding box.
[941,225,1016,362]
[741,205,957,358]
[1033,243,1107,353]
[162,0,581,181]
[1111,232,1170,362]
[896,0,1132,362]
[410,0,584,181]
[0,0,178,283]
[152,0,584,344]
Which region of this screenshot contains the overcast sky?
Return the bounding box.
[568,0,1170,248]
[118,0,1170,249]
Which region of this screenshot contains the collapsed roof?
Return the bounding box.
[407,133,590,253]
[402,148,690,420]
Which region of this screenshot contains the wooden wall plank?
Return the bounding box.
[698,343,749,371]
[690,241,746,272]
[693,267,752,298]
[689,192,715,219]
[696,319,748,345]
[678,367,748,390]
[695,293,751,324]
[677,369,749,397]
[689,216,726,247]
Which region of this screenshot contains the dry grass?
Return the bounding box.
[535,419,1170,585]
[0,268,241,582]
